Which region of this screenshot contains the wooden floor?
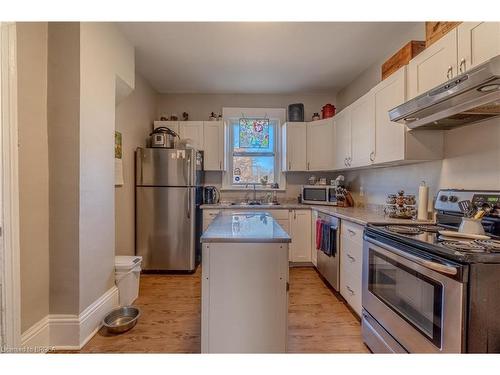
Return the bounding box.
[78,267,368,353]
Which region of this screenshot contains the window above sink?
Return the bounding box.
[222,107,286,191]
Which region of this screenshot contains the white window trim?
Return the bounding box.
[222,107,286,191]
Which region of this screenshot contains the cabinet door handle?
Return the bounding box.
[219,161,222,170]
[369,151,375,162]
[307,162,310,170]
[347,254,356,262]
[288,161,291,170]
[459,58,466,73]
[446,65,453,79]
[346,285,355,295]
[344,158,347,167]
[348,229,356,236]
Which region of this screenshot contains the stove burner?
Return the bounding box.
[441,240,486,253]
[386,225,422,235]
[418,225,441,233]
[475,239,500,252]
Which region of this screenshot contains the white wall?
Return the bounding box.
[17,22,50,332]
[79,22,135,312]
[157,93,337,122]
[115,73,157,256]
[47,22,80,315]
[337,23,425,111]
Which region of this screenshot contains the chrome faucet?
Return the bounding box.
[245,183,258,204]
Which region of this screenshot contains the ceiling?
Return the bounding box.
[118,22,423,94]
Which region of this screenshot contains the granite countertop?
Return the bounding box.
[200,211,291,243]
[310,205,434,226]
[201,203,306,210]
[200,203,434,226]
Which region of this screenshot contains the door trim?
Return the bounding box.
[0,21,22,349]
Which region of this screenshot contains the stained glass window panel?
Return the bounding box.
[238,118,270,149]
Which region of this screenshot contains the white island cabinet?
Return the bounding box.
[200,211,290,353]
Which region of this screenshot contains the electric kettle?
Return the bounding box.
[203,186,220,204]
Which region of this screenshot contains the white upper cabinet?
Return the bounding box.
[281,122,307,171]
[458,22,500,73]
[408,30,458,99]
[306,118,335,171]
[372,67,407,164]
[153,120,179,134]
[179,121,204,150]
[350,91,375,168]
[203,121,224,171]
[333,107,352,169]
[281,119,335,172]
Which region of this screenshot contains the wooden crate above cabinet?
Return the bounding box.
[382,40,426,80]
[425,21,461,47]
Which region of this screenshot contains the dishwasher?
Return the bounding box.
[316,212,340,291]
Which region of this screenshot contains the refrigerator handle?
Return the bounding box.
[186,152,192,186]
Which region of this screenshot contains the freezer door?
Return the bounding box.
[136,186,197,271]
[136,147,202,186]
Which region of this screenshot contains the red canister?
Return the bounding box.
[321,103,336,119]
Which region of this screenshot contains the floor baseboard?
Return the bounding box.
[21,316,50,348]
[21,285,119,351]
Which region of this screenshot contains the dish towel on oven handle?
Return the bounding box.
[315,218,323,250]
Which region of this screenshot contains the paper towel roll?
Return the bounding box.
[417,181,429,220]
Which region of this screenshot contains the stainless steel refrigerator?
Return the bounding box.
[135,147,203,272]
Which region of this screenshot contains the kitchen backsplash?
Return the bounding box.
[204,171,342,203]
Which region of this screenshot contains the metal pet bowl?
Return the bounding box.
[103,306,140,334]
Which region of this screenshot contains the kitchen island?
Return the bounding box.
[200,211,291,353]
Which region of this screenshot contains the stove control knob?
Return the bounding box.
[440,195,449,202]
[449,195,458,203]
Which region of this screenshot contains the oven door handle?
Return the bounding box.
[366,237,458,276]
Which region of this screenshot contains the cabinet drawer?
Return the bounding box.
[341,220,364,245]
[341,236,363,267]
[341,269,362,316]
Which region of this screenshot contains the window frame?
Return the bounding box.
[222,107,286,191]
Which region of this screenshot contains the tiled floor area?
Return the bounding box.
[78,267,368,353]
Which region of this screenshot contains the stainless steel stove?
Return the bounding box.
[362,189,500,354]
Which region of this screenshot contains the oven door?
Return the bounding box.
[362,237,466,353]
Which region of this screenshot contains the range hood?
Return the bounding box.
[389,55,500,130]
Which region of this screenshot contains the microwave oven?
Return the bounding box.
[301,185,338,206]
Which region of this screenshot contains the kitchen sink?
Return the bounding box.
[230,202,280,206]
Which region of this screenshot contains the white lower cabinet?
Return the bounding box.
[339,220,364,316]
[201,241,288,353]
[289,209,312,263]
